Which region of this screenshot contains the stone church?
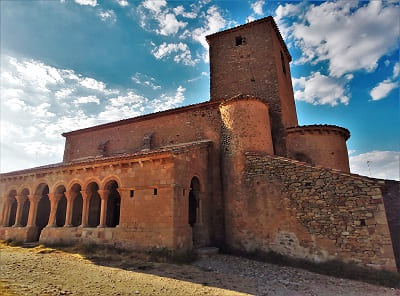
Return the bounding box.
[1,17,399,272]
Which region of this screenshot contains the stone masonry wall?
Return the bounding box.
[240,152,396,271]
[382,180,400,270]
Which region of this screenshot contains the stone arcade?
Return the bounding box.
[1,17,399,271]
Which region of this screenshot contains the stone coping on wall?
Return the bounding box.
[244,151,394,183]
[286,125,351,141]
[205,16,292,62]
[62,101,220,137]
[0,140,212,180]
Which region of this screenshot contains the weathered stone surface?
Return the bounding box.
[0,16,398,273]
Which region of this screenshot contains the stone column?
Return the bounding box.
[116,188,128,227]
[27,195,41,227]
[98,190,110,228]
[64,191,77,227]
[47,193,63,227]
[1,197,12,226]
[80,191,90,227]
[13,195,27,227]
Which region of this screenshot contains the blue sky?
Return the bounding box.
[0,0,399,180]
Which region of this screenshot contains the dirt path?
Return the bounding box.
[0,244,399,296]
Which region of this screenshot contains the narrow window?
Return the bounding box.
[130,190,134,198]
[280,51,286,74]
[153,188,158,196]
[183,189,186,196]
[235,36,244,46]
[360,219,366,226]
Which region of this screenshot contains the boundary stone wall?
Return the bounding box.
[242,152,397,271]
[382,180,400,270]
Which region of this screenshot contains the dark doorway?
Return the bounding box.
[21,198,30,227]
[70,184,82,227]
[105,181,121,227]
[56,196,67,227]
[8,198,17,227]
[87,182,100,227]
[35,184,50,241]
[188,177,201,228]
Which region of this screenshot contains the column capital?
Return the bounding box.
[6,195,16,203]
[28,194,41,203]
[16,195,28,204]
[80,191,90,200]
[65,191,78,201]
[97,189,110,200]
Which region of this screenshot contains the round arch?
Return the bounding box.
[17,185,33,196]
[54,185,67,227]
[103,179,121,227]
[4,190,17,227]
[34,181,50,196]
[83,177,102,192]
[34,183,50,240]
[86,181,101,227]
[186,173,205,193]
[69,183,83,227]
[67,179,84,192]
[50,181,68,195]
[100,175,122,190]
[19,188,30,227]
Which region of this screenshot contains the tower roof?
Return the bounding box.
[206,16,291,62]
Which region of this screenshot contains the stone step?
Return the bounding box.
[22,242,39,248]
[194,247,219,257]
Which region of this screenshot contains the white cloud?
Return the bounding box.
[142,0,166,14]
[293,72,349,106]
[393,62,400,78]
[251,0,265,16]
[191,6,227,49]
[156,13,187,36]
[276,1,400,77]
[74,0,97,6]
[131,73,161,90]
[139,0,188,36]
[55,88,74,100]
[370,79,398,101]
[98,9,116,23]
[0,55,154,172]
[19,141,64,157]
[349,151,399,180]
[115,0,128,7]
[173,5,197,19]
[187,71,208,83]
[137,0,187,36]
[246,16,256,23]
[4,98,25,111]
[98,91,147,121]
[79,77,106,91]
[151,85,186,112]
[74,95,100,105]
[151,42,199,66]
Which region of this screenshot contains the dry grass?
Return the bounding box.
[0,280,17,296]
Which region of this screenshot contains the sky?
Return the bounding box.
[0,0,399,180]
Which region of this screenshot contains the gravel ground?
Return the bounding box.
[0,244,399,296]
